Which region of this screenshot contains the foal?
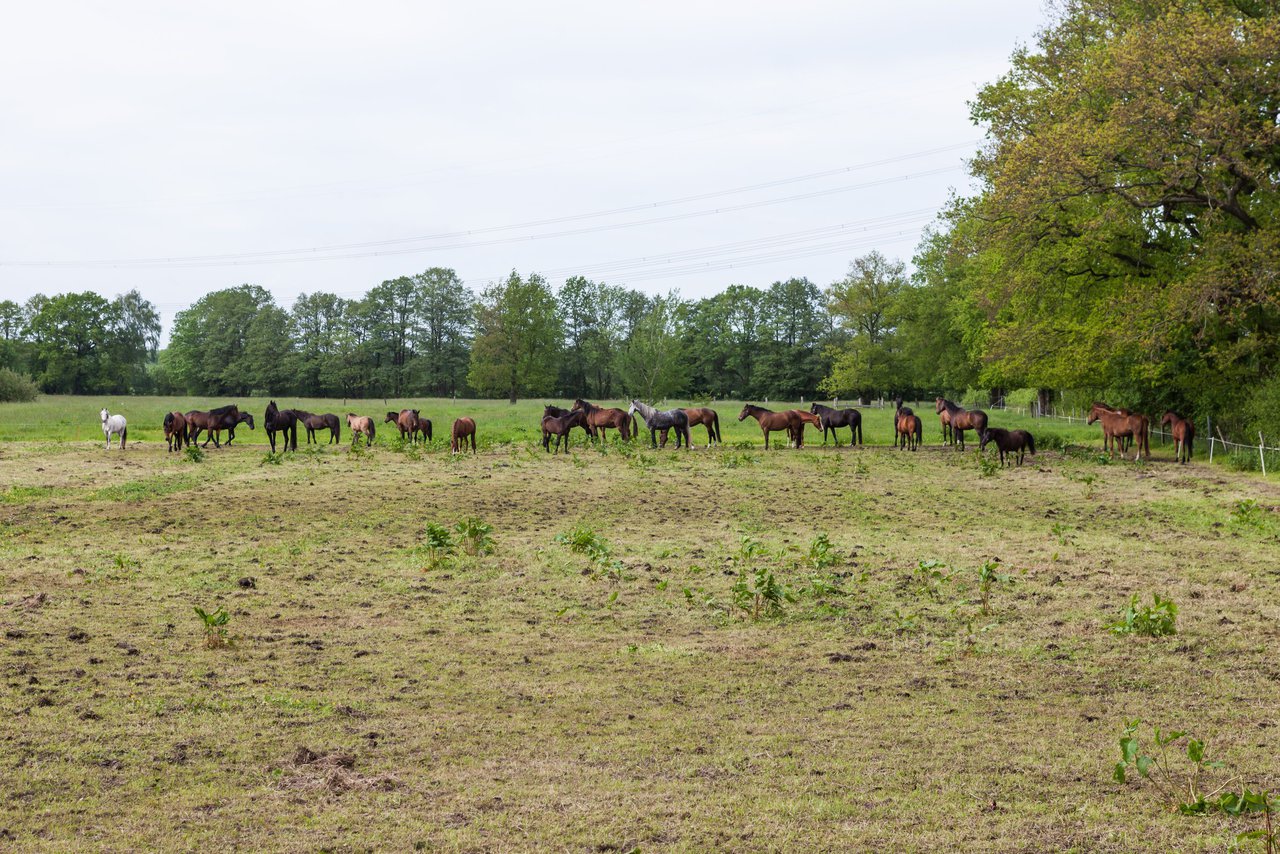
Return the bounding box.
[979,427,1036,466]
[451,417,477,454]
[1160,411,1195,464]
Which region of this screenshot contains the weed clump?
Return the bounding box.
[1109,593,1177,637]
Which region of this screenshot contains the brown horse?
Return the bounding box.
[979,427,1035,466]
[451,417,477,454]
[572,399,635,442]
[896,411,922,451]
[683,407,722,447]
[163,411,187,452]
[347,413,375,446]
[738,404,801,450]
[934,398,988,450]
[1088,402,1149,460]
[936,405,953,445]
[894,400,914,449]
[298,412,341,445]
[788,410,820,448]
[542,409,587,454]
[1161,411,1195,464]
[184,405,242,448]
[386,410,430,444]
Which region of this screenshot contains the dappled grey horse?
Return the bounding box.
[628,400,691,450]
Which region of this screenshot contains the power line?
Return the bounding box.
[3,164,962,268]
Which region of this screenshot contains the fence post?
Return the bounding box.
[1207,417,1213,463]
[1261,432,1268,477]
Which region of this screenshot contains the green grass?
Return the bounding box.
[1,401,1278,849]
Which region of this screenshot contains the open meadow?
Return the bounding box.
[2,397,1280,851]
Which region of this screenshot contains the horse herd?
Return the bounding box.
[158,403,479,454]
[98,396,1198,467]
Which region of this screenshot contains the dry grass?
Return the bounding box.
[1,436,1279,851]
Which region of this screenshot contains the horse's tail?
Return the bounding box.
[631,413,638,439]
[368,422,375,442]
[1026,432,1036,456]
[121,427,128,447]
[426,420,433,442]
[712,412,721,443]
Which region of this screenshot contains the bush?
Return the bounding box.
[1003,387,1039,409]
[0,368,38,402]
[1243,373,1280,443]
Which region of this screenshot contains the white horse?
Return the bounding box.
[100,408,128,449]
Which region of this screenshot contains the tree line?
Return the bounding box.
[0,256,951,403]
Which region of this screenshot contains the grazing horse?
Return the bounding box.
[810,403,862,446]
[100,408,127,450]
[542,409,587,454]
[163,411,187,452]
[980,427,1036,466]
[1088,402,1149,460]
[738,404,800,450]
[184,405,234,448]
[630,400,691,450]
[347,413,375,446]
[451,417,477,454]
[298,412,341,445]
[934,398,988,450]
[1161,411,1195,464]
[896,411,922,451]
[572,399,635,442]
[683,407,722,447]
[264,401,299,452]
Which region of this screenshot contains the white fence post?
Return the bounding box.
[1261,432,1268,477]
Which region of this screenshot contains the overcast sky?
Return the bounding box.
[0,2,1047,337]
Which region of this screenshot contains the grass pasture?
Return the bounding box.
[2,397,1280,851]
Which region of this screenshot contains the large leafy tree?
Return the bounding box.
[821,251,908,400]
[615,293,688,401]
[467,271,563,402]
[951,0,1280,415]
[23,290,159,393]
[412,267,473,397]
[754,277,831,400]
[168,285,278,395]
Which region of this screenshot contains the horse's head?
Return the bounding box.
[572,399,587,412]
[1086,409,1099,425]
[241,414,255,430]
[100,408,109,423]
[385,412,398,423]
[627,402,638,416]
[1160,411,1176,427]
[809,403,819,414]
[978,429,991,450]
[544,405,559,417]
[737,405,751,421]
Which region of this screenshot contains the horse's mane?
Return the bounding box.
[210,404,237,416]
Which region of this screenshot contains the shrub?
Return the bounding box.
[418,523,456,571]
[1109,593,1177,637]
[184,445,205,463]
[455,517,495,556]
[0,368,38,403]
[193,606,230,648]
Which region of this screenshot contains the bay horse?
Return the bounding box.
[298,412,341,444]
[542,409,587,454]
[163,411,187,452]
[346,413,375,446]
[184,404,234,448]
[810,403,862,446]
[207,411,254,448]
[572,399,635,442]
[386,410,427,444]
[630,400,691,450]
[936,405,953,445]
[894,400,914,449]
[934,398,988,450]
[1087,402,1149,460]
[738,404,799,450]
[451,417,477,454]
[896,411,922,451]
[264,401,299,452]
[683,407,722,447]
[1161,411,1195,464]
[787,410,820,448]
[100,408,127,450]
[979,427,1036,466]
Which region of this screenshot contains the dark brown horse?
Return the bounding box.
[542,409,587,454]
[572,399,635,441]
[809,403,862,446]
[934,398,988,450]
[451,417,477,454]
[738,404,801,450]
[184,404,240,448]
[346,413,375,446]
[1161,411,1195,464]
[207,411,255,448]
[683,407,722,447]
[979,427,1036,466]
[386,410,428,444]
[264,401,299,452]
[297,411,341,444]
[1088,403,1149,460]
[896,411,922,451]
[163,411,187,452]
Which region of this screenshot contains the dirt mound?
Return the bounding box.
[278,746,398,794]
